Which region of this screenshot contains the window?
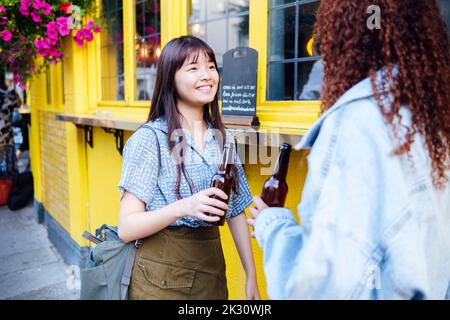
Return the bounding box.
[439,0,450,33]
[267,0,321,101]
[100,0,124,101]
[188,0,250,66]
[135,0,161,101]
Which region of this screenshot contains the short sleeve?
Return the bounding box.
[226,152,253,220]
[118,127,159,207]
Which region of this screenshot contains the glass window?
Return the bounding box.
[100,0,124,101]
[188,0,249,66]
[135,0,161,101]
[438,0,450,33]
[267,0,321,101]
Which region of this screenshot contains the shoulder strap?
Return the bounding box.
[144,125,161,178]
[120,125,161,300]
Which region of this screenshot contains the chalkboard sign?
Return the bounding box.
[221,47,260,127]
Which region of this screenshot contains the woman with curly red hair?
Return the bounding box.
[248,0,450,299]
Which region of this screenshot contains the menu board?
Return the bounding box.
[221,47,258,117]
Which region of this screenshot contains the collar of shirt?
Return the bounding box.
[148,116,220,168]
[294,66,398,151]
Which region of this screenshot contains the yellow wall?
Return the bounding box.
[29,0,318,300]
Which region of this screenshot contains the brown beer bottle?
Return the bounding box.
[209,143,234,226]
[261,143,291,207]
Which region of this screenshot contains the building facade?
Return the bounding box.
[27,0,450,299]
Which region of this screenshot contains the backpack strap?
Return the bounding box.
[120,125,161,300]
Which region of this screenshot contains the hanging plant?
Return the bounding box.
[0,0,101,89]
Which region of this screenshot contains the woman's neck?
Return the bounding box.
[177,101,206,132]
[177,101,208,150]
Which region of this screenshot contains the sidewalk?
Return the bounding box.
[0,203,80,300]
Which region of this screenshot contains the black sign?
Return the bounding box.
[221,47,258,117]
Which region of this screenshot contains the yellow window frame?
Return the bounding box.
[90,0,320,128]
[92,0,186,110]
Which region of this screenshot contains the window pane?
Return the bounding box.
[188,22,206,39]
[135,0,161,101]
[268,6,296,61]
[228,15,249,49]
[102,75,125,101]
[267,0,322,101]
[297,2,319,58]
[438,0,450,33]
[206,19,227,65]
[187,0,249,67]
[270,0,295,7]
[101,0,124,101]
[297,60,322,100]
[189,0,206,23]
[206,0,227,19]
[228,0,249,14]
[268,63,295,100]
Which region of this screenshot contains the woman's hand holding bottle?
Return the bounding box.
[175,187,229,223]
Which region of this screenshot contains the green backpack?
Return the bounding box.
[80,225,142,300]
[80,125,160,300]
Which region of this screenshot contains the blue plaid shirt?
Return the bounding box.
[118,116,253,228]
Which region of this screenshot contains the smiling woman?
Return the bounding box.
[118,36,260,300]
[174,51,219,111]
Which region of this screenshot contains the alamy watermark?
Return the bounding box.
[367,5,381,30]
[167,122,285,176]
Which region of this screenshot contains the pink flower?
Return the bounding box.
[73,30,84,46]
[86,20,101,33]
[85,20,95,30]
[73,21,100,46]
[20,5,30,16]
[81,28,93,41]
[46,21,59,40]
[0,17,7,26]
[34,0,52,15]
[56,17,71,36]
[1,29,12,42]
[19,0,32,16]
[0,6,6,13]
[49,48,62,58]
[31,11,41,23]
[35,38,51,57]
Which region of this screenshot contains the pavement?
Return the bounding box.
[0,202,80,300]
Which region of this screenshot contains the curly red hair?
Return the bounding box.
[315,0,450,188]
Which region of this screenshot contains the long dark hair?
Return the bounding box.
[147,35,239,199]
[316,0,450,189]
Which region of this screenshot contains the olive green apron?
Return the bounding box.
[128,226,228,300]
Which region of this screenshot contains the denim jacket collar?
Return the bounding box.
[294,67,396,150]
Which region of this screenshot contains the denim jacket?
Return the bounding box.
[254,72,450,299]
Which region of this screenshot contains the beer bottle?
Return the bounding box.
[209,142,234,226]
[261,143,291,207]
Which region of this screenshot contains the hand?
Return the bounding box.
[247,196,269,238]
[245,275,260,300]
[178,187,228,223]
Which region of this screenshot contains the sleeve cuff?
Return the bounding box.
[227,195,253,220]
[254,207,296,246]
